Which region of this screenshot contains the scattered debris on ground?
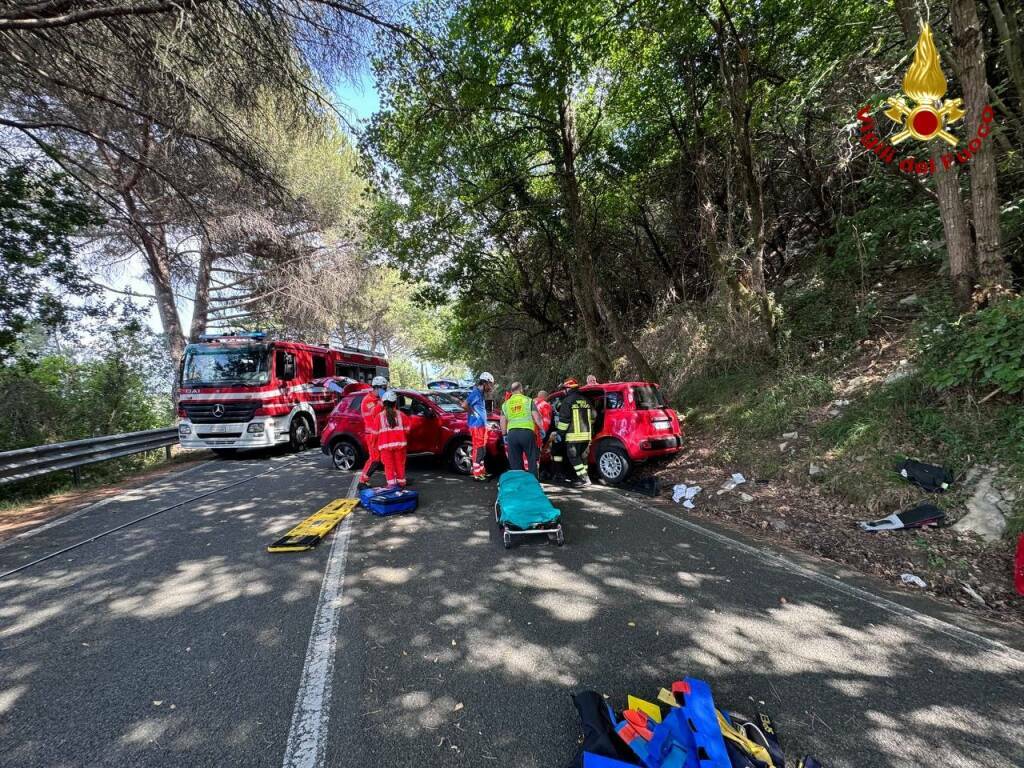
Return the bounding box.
[636,434,1024,624]
[670,483,701,508]
[858,503,945,532]
[897,459,953,493]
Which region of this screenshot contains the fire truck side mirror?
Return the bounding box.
[277,351,296,381]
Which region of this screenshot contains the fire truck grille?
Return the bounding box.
[182,402,259,423]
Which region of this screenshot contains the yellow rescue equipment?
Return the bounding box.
[267,498,358,552]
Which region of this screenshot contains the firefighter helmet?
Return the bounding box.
[371,375,389,387]
[381,389,399,403]
[478,372,495,384]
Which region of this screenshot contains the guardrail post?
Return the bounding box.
[72,467,81,487]
[165,445,172,461]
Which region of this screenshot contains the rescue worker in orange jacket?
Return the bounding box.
[377,390,409,488]
[534,390,553,450]
[357,375,389,490]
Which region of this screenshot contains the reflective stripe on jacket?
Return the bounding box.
[377,409,408,450]
[556,390,593,442]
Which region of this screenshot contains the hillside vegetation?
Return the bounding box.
[360,0,1024,616]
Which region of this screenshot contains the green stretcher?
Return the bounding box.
[494,470,564,549]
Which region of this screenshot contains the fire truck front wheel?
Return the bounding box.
[289,414,314,452]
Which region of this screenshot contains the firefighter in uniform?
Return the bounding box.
[462,372,495,481]
[357,375,390,490]
[549,378,594,486]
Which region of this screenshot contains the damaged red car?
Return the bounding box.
[320,388,504,475]
[544,381,683,483]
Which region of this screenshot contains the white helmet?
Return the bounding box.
[478,372,495,384]
[371,375,389,387]
[381,389,398,403]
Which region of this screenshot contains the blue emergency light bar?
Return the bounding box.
[197,331,267,342]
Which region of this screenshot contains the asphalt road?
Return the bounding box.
[1,452,1022,768]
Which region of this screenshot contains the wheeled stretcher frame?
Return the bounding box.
[494,499,564,549]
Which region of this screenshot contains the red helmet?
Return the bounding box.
[562,378,579,388]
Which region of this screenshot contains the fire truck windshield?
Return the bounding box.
[181,344,270,386]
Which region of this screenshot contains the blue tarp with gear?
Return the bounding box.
[497,470,561,529]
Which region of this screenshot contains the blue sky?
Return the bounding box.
[333,69,381,126]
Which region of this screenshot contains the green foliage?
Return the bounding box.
[922,297,1024,395]
[387,357,426,389]
[701,370,832,440]
[824,179,942,283]
[0,306,172,453]
[0,162,102,355]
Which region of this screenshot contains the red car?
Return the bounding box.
[544,381,683,484]
[320,388,504,474]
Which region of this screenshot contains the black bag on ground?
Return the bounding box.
[897,459,953,493]
[566,691,640,768]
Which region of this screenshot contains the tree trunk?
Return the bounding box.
[709,7,777,346]
[711,8,767,297]
[190,238,214,341]
[932,148,976,309]
[953,0,1012,296]
[638,205,685,299]
[894,0,976,311]
[554,92,656,381]
[988,0,1024,109]
[697,155,734,313]
[121,190,187,363]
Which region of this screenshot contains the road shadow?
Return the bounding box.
[0,454,1021,767]
[334,467,1024,768]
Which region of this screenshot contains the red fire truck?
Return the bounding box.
[176,332,389,455]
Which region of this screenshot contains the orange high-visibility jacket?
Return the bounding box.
[376,410,408,450]
[361,391,382,435]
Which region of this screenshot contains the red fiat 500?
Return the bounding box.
[320,388,503,474]
[544,381,683,483]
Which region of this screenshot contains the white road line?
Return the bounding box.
[282,473,359,768]
[609,488,1024,665]
[0,459,216,551]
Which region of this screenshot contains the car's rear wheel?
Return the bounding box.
[595,443,631,484]
[331,438,360,471]
[450,437,473,474]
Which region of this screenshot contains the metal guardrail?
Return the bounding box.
[0,427,179,486]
